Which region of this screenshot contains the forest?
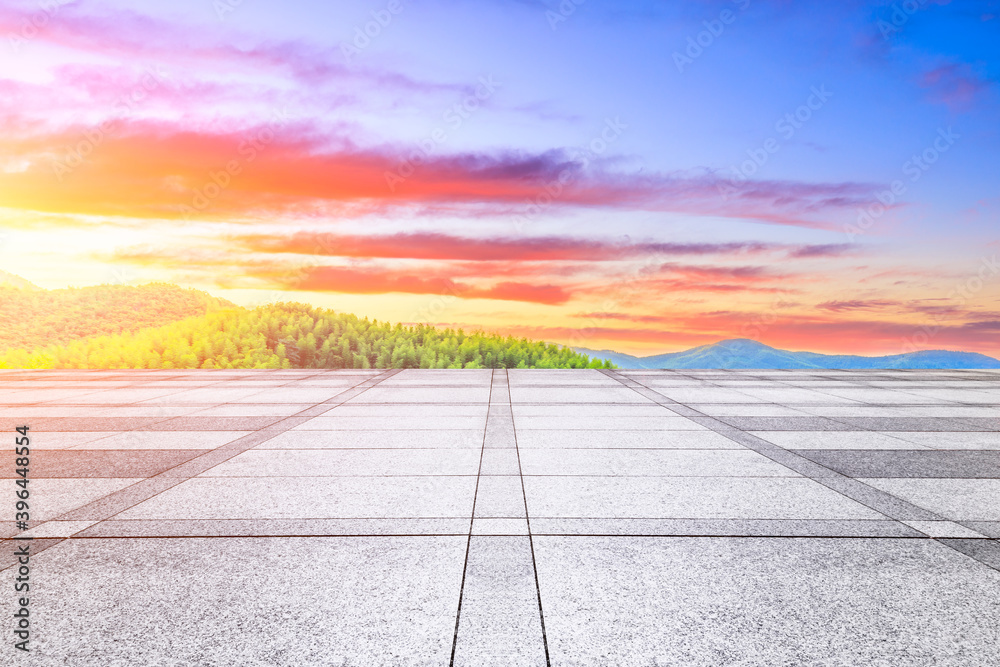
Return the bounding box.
[0,281,233,350]
[0,299,612,370]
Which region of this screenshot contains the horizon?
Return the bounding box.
[2,0,999,358]
[5,271,999,362]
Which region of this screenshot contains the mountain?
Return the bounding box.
[0,279,236,351]
[0,270,41,291]
[574,338,1000,369]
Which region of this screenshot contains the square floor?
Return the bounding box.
[3,368,999,665]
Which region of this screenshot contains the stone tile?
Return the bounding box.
[18,537,466,665]
[324,404,489,416]
[509,387,651,403]
[160,387,271,403]
[800,406,913,417]
[643,388,771,404]
[292,415,487,430]
[0,450,207,478]
[18,417,171,431]
[712,416,854,431]
[259,429,484,449]
[512,415,704,430]
[507,370,622,386]
[959,521,1000,538]
[190,404,313,416]
[688,404,812,416]
[859,478,1000,520]
[0,537,66,562]
[14,520,98,538]
[895,388,999,404]
[479,449,521,475]
[885,431,1000,449]
[200,449,482,477]
[380,369,494,385]
[234,388,352,403]
[728,388,858,403]
[811,388,945,404]
[901,520,988,538]
[471,518,530,535]
[892,406,1000,417]
[519,449,796,477]
[453,537,546,665]
[954,417,1000,431]
[115,476,478,520]
[534,537,1000,665]
[347,386,492,403]
[77,518,470,537]
[750,431,921,450]
[524,477,883,520]
[795,450,1000,478]
[529,518,920,537]
[52,388,188,404]
[514,430,742,449]
[511,404,676,417]
[474,476,527,518]
[936,539,1000,571]
[72,430,252,450]
[830,417,977,432]
[0,478,144,520]
[141,416,284,431]
[0,431,116,449]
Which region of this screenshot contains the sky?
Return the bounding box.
[1,0,999,356]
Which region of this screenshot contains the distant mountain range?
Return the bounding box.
[573,338,1000,369]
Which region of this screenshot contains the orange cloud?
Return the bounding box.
[293,266,571,305]
[1,117,880,228]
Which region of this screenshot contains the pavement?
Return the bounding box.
[2,368,1000,666]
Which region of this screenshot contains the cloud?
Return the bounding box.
[816,299,901,312]
[0,5,464,96]
[232,231,860,262]
[291,266,571,305]
[105,245,574,304]
[920,63,993,111]
[573,312,674,324]
[502,313,1000,356]
[0,116,882,227]
[788,243,860,258]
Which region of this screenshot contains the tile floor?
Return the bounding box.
[2,368,999,665]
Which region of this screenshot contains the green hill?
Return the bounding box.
[0,280,235,351]
[0,302,612,370]
[0,270,41,291]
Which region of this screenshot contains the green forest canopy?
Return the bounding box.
[0,301,613,370]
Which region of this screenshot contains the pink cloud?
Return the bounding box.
[920,63,992,111]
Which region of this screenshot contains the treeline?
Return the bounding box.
[0,302,613,370]
[0,282,234,351]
